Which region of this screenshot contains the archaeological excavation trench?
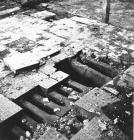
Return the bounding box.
[0,51,133,140]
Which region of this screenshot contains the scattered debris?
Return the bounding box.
[98,119,107,131]
[42,97,49,103]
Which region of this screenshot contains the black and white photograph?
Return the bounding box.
[0,0,133,140]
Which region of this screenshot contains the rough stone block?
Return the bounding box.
[3,52,39,74]
[50,71,69,82]
[75,88,119,113]
[0,94,22,123]
[38,127,68,140]
[30,10,56,20]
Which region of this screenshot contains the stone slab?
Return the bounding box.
[3,52,40,74]
[0,60,11,79]
[71,115,128,140]
[124,65,134,78]
[38,127,68,140]
[39,77,58,92]
[31,46,61,64]
[49,18,86,39]
[0,71,48,99]
[71,16,106,26]
[39,65,57,76]
[50,71,69,82]
[75,88,119,113]
[102,80,119,95]
[30,10,56,20]
[0,7,20,16]
[0,94,22,123]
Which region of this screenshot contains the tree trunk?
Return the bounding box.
[105,0,111,23]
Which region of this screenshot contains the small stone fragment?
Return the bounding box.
[25,131,31,138]
[113,118,118,124]
[42,98,49,103]
[70,102,75,106]
[98,119,107,131]
[54,108,61,112]
[125,110,131,116]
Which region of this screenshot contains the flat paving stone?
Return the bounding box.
[39,65,56,76]
[38,127,68,140]
[39,77,58,92]
[49,18,86,39]
[71,114,128,140]
[0,94,22,123]
[102,80,119,95]
[71,16,106,26]
[30,10,56,20]
[3,52,40,74]
[0,7,20,16]
[124,65,134,78]
[50,71,69,82]
[31,46,61,64]
[114,72,134,90]
[0,60,11,79]
[6,37,36,53]
[0,71,48,99]
[75,88,120,113]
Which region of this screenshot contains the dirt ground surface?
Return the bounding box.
[2,0,134,30]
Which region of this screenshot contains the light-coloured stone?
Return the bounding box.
[50,71,69,82]
[0,94,22,122]
[30,10,56,20]
[32,46,61,64]
[75,88,119,112]
[0,72,47,99]
[38,127,68,140]
[71,115,127,140]
[39,65,56,75]
[39,77,58,92]
[71,16,105,26]
[124,65,134,77]
[0,7,20,16]
[3,52,39,74]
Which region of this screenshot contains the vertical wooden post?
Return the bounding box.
[105,0,111,23]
